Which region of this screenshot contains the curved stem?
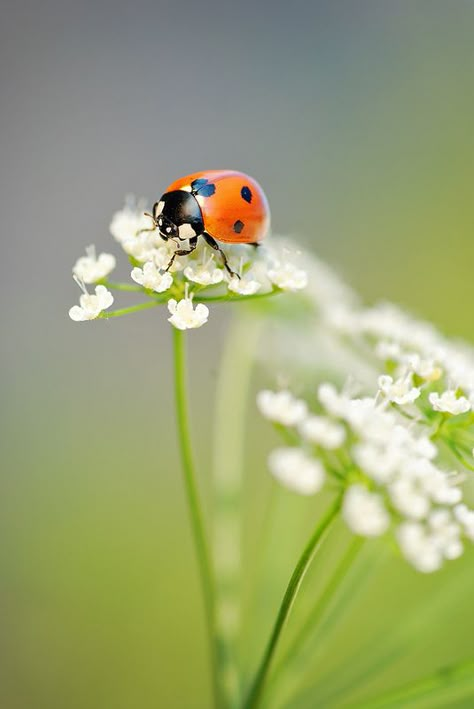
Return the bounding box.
[172,328,221,707]
[443,437,474,472]
[271,536,364,686]
[242,493,343,709]
[351,658,474,709]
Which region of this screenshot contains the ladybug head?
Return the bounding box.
[153,190,204,241]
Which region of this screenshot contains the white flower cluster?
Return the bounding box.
[328,301,474,417]
[258,372,474,572]
[69,199,308,327]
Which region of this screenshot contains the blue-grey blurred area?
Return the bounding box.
[2,1,474,707]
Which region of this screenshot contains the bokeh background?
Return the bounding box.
[2,1,474,707]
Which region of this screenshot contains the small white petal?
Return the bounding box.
[268,262,308,291]
[167,297,209,330]
[184,263,224,286]
[342,485,390,537]
[268,447,325,495]
[257,390,308,426]
[378,374,420,406]
[429,390,471,415]
[131,262,173,292]
[68,285,114,322]
[227,274,261,295]
[298,415,346,449]
[69,305,87,321]
[73,247,116,284]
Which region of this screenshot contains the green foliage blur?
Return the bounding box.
[2,1,474,708]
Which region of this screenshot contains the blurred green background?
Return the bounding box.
[2,1,474,707]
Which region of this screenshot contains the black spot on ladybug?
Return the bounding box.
[233,219,245,234]
[241,185,252,203]
[191,178,216,197]
[191,178,208,191]
[199,183,216,197]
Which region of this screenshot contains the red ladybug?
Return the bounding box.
[145,170,270,276]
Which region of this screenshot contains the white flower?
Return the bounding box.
[389,478,430,520]
[378,374,421,405]
[403,353,442,381]
[69,284,114,321]
[298,415,346,449]
[184,256,224,286]
[342,485,390,537]
[73,245,116,284]
[257,390,308,426]
[375,341,402,361]
[397,522,443,573]
[268,447,325,495]
[428,509,463,560]
[167,297,209,330]
[397,513,463,573]
[429,390,471,415]
[131,261,173,292]
[352,441,402,484]
[121,232,158,263]
[454,504,474,540]
[154,244,184,273]
[227,273,261,295]
[268,262,308,291]
[109,203,153,244]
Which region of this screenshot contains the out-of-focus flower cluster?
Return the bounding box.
[68,198,308,328]
[258,289,474,573]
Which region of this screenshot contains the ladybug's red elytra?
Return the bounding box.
[143,170,270,276]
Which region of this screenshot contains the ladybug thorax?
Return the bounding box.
[154,190,204,241]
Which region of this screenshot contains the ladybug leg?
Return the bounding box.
[164,237,198,272]
[135,212,157,236]
[202,233,239,279]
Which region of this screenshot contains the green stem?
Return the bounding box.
[271,536,364,685]
[352,658,474,709]
[242,493,343,709]
[101,280,145,292]
[197,289,281,304]
[443,438,474,472]
[172,328,221,708]
[100,301,160,318]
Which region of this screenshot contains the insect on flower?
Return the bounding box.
[139,170,271,277]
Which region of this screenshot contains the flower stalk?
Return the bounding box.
[243,493,343,709]
[172,327,221,707]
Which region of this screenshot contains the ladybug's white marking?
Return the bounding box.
[180,185,192,193]
[155,201,165,215]
[178,223,197,240]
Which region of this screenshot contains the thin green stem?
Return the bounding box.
[172,328,221,708]
[101,279,145,292]
[100,301,160,318]
[443,437,474,472]
[242,493,343,709]
[351,658,474,709]
[197,289,281,304]
[271,536,364,686]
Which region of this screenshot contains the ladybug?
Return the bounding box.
[142,170,270,276]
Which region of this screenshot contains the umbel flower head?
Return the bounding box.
[258,290,474,573]
[68,198,308,328]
